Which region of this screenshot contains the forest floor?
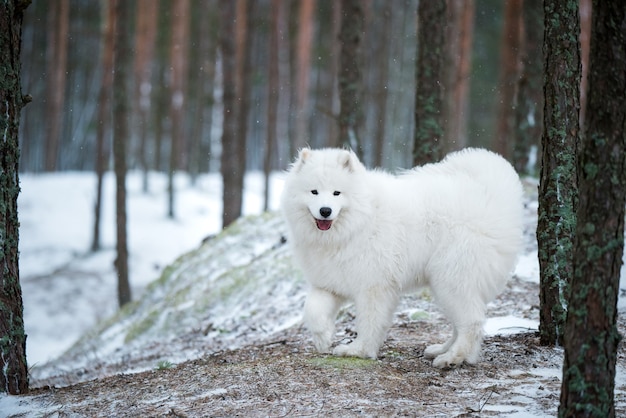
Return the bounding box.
[6,175,626,416]
[7,276,626,417]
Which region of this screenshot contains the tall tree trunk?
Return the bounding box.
[444,0,474,152]
[513,0,543,175]
[44,0,69,171]
[92,0,115,252]
[537,0,580,346]
[294,0,315,151]
[264,0,282,211]
[134,0,158,192]
[413,0,446,166]
[559,2,626,416]
[113,0,132,307]
[0,0,30,395]
[220,0,242,228]
[338,0,364,157]
[493,0,523,160]
[167,0,190,219]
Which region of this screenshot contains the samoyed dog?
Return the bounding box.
[280,147,523,368]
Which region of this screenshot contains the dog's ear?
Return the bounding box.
[339,149,362,173]
[291,148,312,172]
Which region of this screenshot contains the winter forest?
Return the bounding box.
[2,0,626,416]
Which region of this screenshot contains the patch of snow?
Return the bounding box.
[514,250,540,284]
[484,316,538,336]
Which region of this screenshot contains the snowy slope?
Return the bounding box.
[19,171,284,367]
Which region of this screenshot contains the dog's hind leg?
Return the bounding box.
[429,295,486,368]
[305,287,344,353]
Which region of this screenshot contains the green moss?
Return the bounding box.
[308,356,377,370]
[124,308,160,343]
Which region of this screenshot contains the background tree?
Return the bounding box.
[293,0,315,152]
[220,0,243,228]
[338,0,364,157]
[44,0,68,172]
[493,0,523,160]
[413,0,446,166]
[91,0,115,252]
[444,0,474,152]
[537,0,580,346]
[167,0,190,219]
[559,2,626,415]
[134,0,158,192]
[0,0,30,395]
[113,0,132,307]
[512,0,543,175]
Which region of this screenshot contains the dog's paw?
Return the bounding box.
[423,343,447,359]
[333,343,377,359]
[313,338,331,354]
[432,351,465,369]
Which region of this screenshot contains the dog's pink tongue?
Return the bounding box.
[316,219,332,231]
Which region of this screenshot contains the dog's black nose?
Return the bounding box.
[320,207,332,218]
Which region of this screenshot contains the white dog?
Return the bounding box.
[280,148,523,368]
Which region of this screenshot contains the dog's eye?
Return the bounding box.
[311,190,318,195]
[333,191,341,196]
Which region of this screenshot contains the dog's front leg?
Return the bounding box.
[333,286,398,359]
[304,286,343,353]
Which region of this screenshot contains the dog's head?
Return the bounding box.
[283,148,365,232]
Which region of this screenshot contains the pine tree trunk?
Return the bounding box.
[559,2,626,415]
[167,0,190,219]
[44,0,68,172]
[92,0,115,252]
[294,0,315,151]
[0,0,30,395]
[493,0,523,160]
[413,0,445,166]
[134,0,158,192]
[113,0,132,307]
[220,0,241,228]
[513,0,543,175]
[338,0,364,157]
[537,0,581,346]
[444,0,474,152]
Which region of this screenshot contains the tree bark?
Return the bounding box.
[559,2,626,416]
[537,0,581,346]
[413,0,446,166]
[0,0,30,395]
[113,0,132,307]
[338,0,364,157]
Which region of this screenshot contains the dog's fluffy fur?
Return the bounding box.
[280,148,523,367]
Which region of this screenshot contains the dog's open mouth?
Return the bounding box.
[315,219,333,231]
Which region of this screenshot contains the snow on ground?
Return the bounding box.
[19,170,284,366]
